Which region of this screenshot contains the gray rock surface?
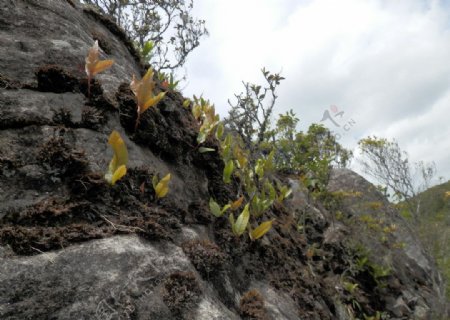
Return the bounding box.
[0,234,235,319]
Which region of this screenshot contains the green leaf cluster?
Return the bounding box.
[270,118,352,193]
[206,124,294,241]
[191,96,221,144]
[158,71,180,91]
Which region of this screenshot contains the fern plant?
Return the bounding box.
[85,40,114,96]
[152,173,171,199]
[130,67,166,130]
[104,130,128,185]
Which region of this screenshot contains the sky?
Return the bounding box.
[183,0,450,185]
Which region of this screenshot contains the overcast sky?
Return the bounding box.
[183,0,450,185]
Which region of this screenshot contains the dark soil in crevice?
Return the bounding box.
[36,65,80,94]
[162,271,202,319]
[34,64,116,112]
[38,136,88,178]
[0,64,188,255]
[0,166,181,255]
[182,239,227,278]
[239,289,269,320]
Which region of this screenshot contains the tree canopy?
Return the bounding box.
[82,0,208,71]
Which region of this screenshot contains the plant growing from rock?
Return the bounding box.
[191,95,220,145]
[249,219,274,241]
[130,67,166,130]
[104,130,128,185]
[85,40,114,96]
[81,0,208,72]
[209,198,231,218]
[158,71,180,91]
[152,173,171,199]
[208,130,290,240]
[229,204,250,237]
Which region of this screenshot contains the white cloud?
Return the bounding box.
[184,0,450,184]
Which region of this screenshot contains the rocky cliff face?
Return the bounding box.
[0,1,448,319]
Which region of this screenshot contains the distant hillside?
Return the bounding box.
[413,180,450,299]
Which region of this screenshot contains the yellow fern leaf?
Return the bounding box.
[111,165,127,185]
[155,173,171,198]
[130,67,166,115]
[250,220,274,240]
[105,130,128,185]
[85,40,114,78]
[230,196,244,211]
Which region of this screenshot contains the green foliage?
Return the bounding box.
[271,119,352,192]
[225,68,284,156]
[363,311,389,320]
[342,280,359,294]
[213,68,352,240]
[198,147,215,154]
[251,191,273,218]
[350,243,392,288]
[223,160,234,184]
[209,198,231,217]
[225,69,351,195]
[276,182,292,203]
[82,0,208,72]
[229,204,250,237]
[191,96,220,145]
[204,107,296,240]
[370,263,391,281]
[140,40,154,62]
[158,72,180,91]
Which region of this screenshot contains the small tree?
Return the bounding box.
[269,118,352,190]
[224,69,352,192]
[358,136,436,221]
[224,68,284,157]
[81,0,208,72]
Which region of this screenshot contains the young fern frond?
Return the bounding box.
[130,67,166,130]
[152,173,171,199]
[85,40,114,96]
[104,130,128,185]
[229,204,250,237]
